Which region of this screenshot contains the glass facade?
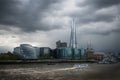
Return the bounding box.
[73,48,80,60]
[13,47,21,54]
[20,44,37,59]
[55,48,86,60]
[80,48,87,60]
[13,44,87,60]
[13,44,39,59]
[56,48,72,59]
[40,47,51,58]
[34,47,40,58]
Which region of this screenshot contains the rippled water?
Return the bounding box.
[0,63,120,80]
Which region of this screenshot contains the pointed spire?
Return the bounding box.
[69,18,77,48]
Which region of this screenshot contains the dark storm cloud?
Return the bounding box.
[76,14,115,25]
[88,28,120,35]
[0,0,20,25]
[75,0,120,24]
[0,0,60,32]
[91,0,120,8]
[74,0,120,36]
[0,0,120,33]
[82,0,120,8]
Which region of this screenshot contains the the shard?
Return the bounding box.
[69,18,77,48]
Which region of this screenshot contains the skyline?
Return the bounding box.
[0,0,120,53]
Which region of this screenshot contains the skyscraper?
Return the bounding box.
[69,18,77,48]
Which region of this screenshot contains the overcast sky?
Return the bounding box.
[0,0,120,53]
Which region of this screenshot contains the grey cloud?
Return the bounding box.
[0,0,120,53]
[82,0,120,9]
[0,46,11,53]
[77,14,115,25]
[0,0,120,33]
[90,0,120,8]
[75,0,120,24]
[0,0,20,25]
[88,29,120,35]
[0,0,60,32]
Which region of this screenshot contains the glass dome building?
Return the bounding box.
[13,44,39,59]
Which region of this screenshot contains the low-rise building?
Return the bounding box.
[56,40,67,48]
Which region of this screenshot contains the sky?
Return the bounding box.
[0,0,120,53]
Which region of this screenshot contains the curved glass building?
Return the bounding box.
[14,44,39,59]
[20,44,37,59]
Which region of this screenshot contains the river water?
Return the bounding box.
[0,63,120,80]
